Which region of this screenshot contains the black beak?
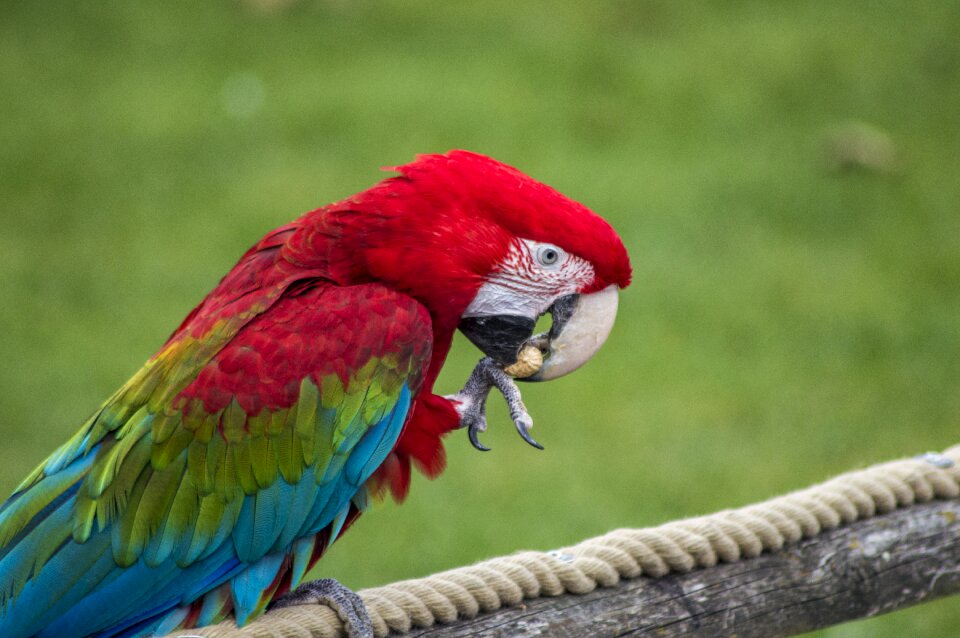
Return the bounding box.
[542,294,579,342]
[457,294,580,367]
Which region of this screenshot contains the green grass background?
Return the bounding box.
[1,1,959,635]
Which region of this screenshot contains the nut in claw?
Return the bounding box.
[502,344,544,379]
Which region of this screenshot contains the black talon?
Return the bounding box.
[515,423,544,450]
[468,424,491,451]
[451,356,542,453]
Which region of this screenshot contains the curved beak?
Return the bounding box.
[525,284,619,381]
[458,284,620,381]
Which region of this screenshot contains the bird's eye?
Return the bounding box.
[536,245,563,267]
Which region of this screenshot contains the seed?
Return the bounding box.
[503,345,544,378]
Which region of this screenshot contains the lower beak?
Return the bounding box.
[458,314,536,367]
[458,284,620,381]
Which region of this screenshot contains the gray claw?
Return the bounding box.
[515,421,544,450]
[272,577,373,638]
[468,424,491,451]
[449,357,543,452]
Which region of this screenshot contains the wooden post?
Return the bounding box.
[408,499,960,637]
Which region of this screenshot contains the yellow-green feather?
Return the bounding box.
[296,379,320,465]
[248,434,277,489]
[111,467,153,567]
[221,399,247,443]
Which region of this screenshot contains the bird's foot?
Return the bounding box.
[272,578,373,638]
[446,357,542,452]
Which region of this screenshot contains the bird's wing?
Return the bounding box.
[0,280,432,638]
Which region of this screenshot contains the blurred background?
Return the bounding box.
[1,1,958,635]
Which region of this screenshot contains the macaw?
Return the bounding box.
[0,151,631,638]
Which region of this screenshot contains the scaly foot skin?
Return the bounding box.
[272,578,374,638]
[447,357,542,451]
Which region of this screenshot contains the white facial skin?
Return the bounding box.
[463,239,595,319]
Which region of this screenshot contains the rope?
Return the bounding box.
[165,445,960,638]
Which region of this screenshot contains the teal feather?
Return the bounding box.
[231,482,300,565]
[294,477,342,538]
[0,452,95,554]
[245,489,279,562]
[150,605,190,637]
[328,506,350,547]
[0,496,74,606]
[196,584,233,627]
[40,429,93,480]
[273,472,321,554]
[346,385,411,485]
[289,535,316,589]
[9,531,116,638]
[229,551,286,626]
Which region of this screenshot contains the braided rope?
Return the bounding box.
[168,445,960,638]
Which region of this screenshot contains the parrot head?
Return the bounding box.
[292,150,631,386]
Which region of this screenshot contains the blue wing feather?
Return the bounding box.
[0,382,416,638]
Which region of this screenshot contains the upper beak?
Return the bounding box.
[458,284,620,381]
[525,284,619,381]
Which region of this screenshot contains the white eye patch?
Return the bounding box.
[463,239,595,319]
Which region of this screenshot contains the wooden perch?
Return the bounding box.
[407,499,960,637]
